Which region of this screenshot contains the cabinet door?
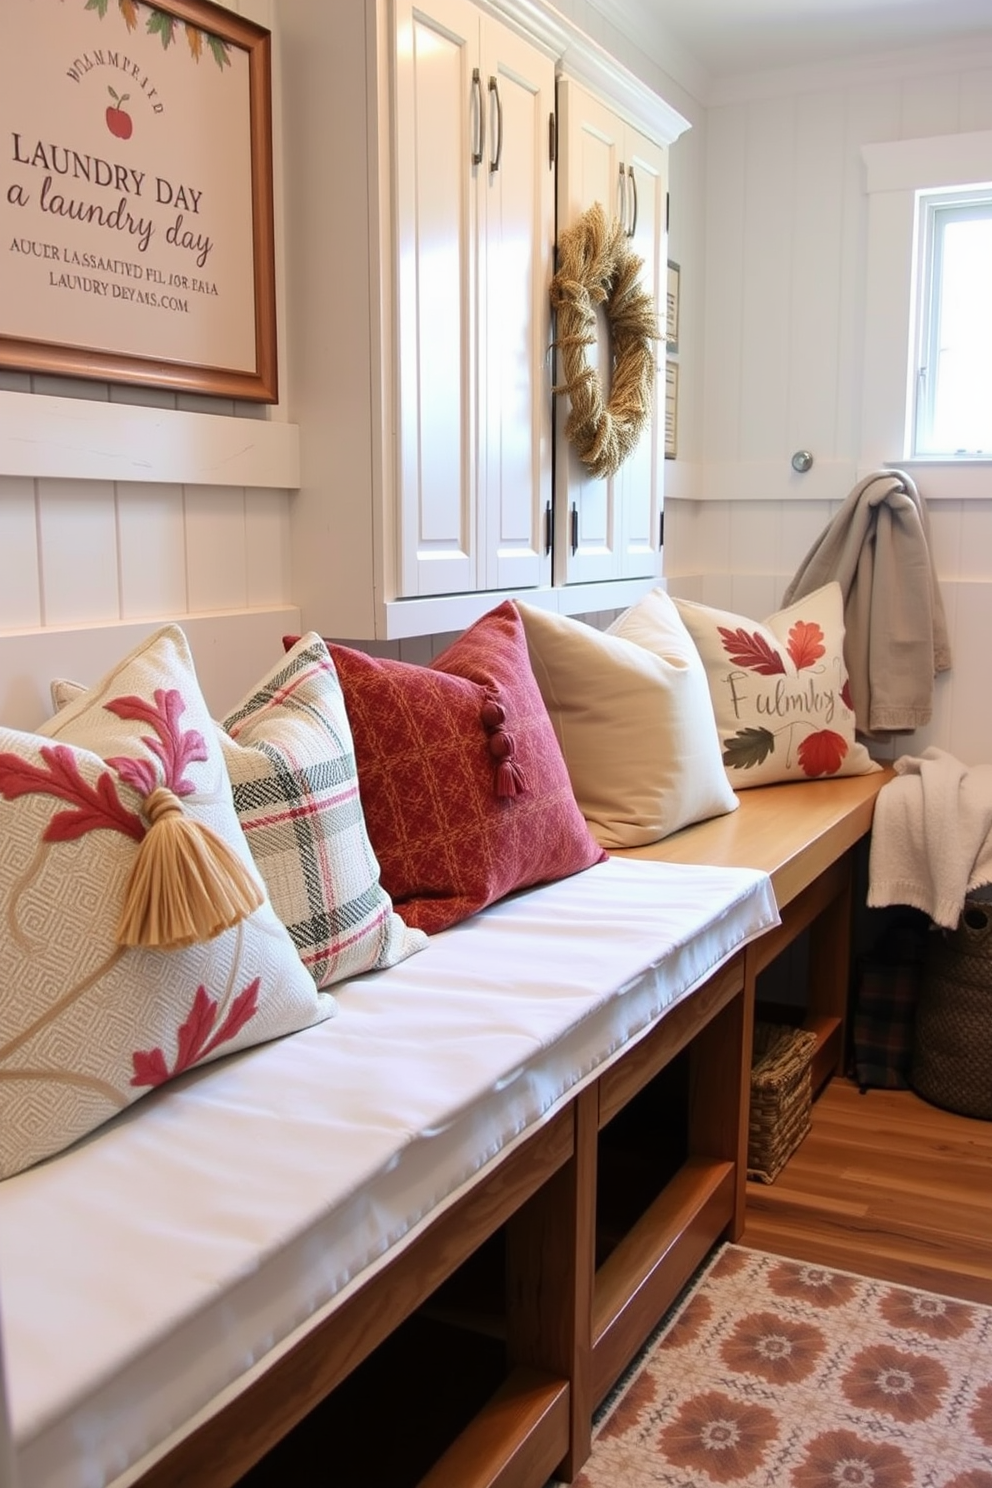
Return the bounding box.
[554,78,666,587]
[394,0,480,598]
[479,18,555,592]
[554,79,624,586]
[616,124,667,578]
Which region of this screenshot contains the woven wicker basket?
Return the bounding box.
[747,1022,818,1183]
[911,901,992,1120]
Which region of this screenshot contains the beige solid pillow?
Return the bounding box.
[516,599,737,850]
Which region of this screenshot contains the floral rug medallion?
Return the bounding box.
[567,1244,992,1488]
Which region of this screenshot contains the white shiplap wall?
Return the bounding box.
[664,40,992,766]
[0,0,302,728]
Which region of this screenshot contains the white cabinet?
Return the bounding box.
[281,0,554,639]
[554,77,668,588]
[281,2,687,640]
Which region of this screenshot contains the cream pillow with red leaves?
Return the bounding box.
[672,583,881,788]
[0,625,335,1181]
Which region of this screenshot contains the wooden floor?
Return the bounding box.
[741,1075,992,1305]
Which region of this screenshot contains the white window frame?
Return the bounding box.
[861,130,992,495]
[914,189,992,457]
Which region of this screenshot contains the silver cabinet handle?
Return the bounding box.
[627,165,638,237]
[471,68,484,166]
[488,75,503,172]
[617,163,627,229]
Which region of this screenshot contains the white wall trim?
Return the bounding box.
[706,34,992,108]
[0,391,300,488]
[0,607,301,733]
[668,461,992,503]
[491,0,691,143]
[863,131,992,194]
[697,458,858,503]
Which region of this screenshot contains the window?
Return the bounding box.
[914,189,992,457]
[861,129,992,487]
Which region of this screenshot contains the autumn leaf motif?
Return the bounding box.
[841,678,854,712]
[798,730,849,778]
[722,727,776,771]
[130,978,261,1088]
[146,8,176,49]
[0,744,144,842]
[206,34,231,70]
[104,688,208,798]
[787,618,826,671]
[82,0,231,71]
[718,626,785,676]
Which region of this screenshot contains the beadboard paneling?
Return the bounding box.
[117,484,188,620]
[37,479,119,627]
[185,488,249,614]
[0,476,41,629]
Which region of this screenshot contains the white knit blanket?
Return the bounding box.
[868,747,992,929]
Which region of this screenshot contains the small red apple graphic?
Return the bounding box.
[106,87,133,140]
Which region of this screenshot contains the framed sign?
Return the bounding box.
[666,260,680,354]
[1,0,277,401]
[664,360,678,459]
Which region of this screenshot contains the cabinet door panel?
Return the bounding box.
[554,79,624,585]
[481,20,555,592]
[394,0,478,597]
[618,125,666,578]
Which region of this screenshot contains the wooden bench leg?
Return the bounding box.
[505,1085,597,1483]
[806,854,854,1087]
[689,966,755,1242]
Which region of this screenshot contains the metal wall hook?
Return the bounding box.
[791,450,814,473]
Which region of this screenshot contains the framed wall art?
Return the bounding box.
[665,360,678,459]
[0,0,277,401]
[666,260,680,354]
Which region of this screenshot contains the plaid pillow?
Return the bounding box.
[220,635,427,987]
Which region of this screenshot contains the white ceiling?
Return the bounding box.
[592,0,992,87]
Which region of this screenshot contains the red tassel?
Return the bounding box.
[480,690,526,799]
[494,756,526,798]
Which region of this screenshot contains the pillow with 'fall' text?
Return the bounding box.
[671,583,881,788]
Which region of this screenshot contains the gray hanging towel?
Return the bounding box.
[781,469,951,738]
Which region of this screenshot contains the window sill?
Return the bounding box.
[885,459,992,499]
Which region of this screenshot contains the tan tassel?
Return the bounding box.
[117,786,264,949]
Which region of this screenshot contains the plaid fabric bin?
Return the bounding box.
[850,914,927,1092]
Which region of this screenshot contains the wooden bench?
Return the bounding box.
[6,773,891,1488]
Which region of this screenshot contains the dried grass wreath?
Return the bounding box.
[550,201,660,481]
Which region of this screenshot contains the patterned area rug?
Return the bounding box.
[567,1244,992,1487]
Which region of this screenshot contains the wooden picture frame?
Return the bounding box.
[0,0,277,402]
[666,260,680,354]
[665,360,678,459]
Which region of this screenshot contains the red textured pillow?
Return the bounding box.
[321,602,606,934]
